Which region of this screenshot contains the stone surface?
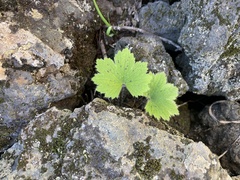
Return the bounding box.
[0,0,143,161]
[139,1,185,44]
[177,0,240,100]
[0,0,103,152]
[0,98,231,179]
[138,0,240,100]
[15,0,99,77]
[199,100,240,175]
[108,0,142,27]
[115,35,189,96]
[0,21,83,126]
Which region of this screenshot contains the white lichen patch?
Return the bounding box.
[70,0,92,13]
[46,135,52,143]
[25,8,43,20]
[0,61,7,80]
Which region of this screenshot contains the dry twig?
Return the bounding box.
[219,134,240,159]
[111,26,183,52]
[209,100,240,124]
[208,100,240,159]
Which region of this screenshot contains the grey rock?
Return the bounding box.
[232,175,240,180]
[0,21,83,127]
[0,0,104,151]
[115,35,189,96]
[199,100,240,175]
[139,1,185,47]
[14,0,100,77]
[108,0,142,26]
[177,0,240,100]
[139,0,240,100]
[0,98,231,179]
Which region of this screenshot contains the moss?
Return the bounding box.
[0,97,5,104]
[212,7,230,26]
[220,38,239,59]
[41,167,48,173]
[132,141,161,179]
[0,0,17,11]
[169,169,185,180]
[0,126,15,152]
[17,110,87,174]
[180,138,192,145]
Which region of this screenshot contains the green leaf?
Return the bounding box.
[92,48,151,98]
[145,72,179,121]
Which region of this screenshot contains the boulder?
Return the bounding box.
[139,1,185,44]
[178,0,240,100]
[138,0,240,100]
[0,98,231,179]
[0,21,83,126]
[199,100,240,175]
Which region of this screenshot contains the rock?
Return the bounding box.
[0,0,143,160]
[232,175,240,180]
[139,1,185,45]
[0,0,104,150]
[107,0,142,27]
[0,98,231,179]
[199,100,240,175]
[14,0,100,77]
[115,35,189,96]
[177,0,240,100]
[139,0,240,100]
[0,21,83,127]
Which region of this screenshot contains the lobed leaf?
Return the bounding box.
[92,48,151,98]
[145,72,179,121]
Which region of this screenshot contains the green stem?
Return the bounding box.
[92,0,111,27]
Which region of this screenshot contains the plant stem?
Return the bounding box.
[92,0,111,27]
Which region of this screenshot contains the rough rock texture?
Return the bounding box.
[138,0,240,100]
[0,0,143,160]
[0,21,84,153]
[139,1,185,44]
[108,0,142,27]
[178,0,240,100]
[0,21,83,126]
[0,0,101,152]
[0,98,231,179]
[199,101,240,175]
[15,0,99,77]
[115,35,189,96]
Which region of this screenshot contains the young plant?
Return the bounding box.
[144,72,179,120]
[92,0,182,51]
[92,47,179,120]
[92,48,151,98]
[92,0,114,37]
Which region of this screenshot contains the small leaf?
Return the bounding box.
[145,72,179,121]
[92,48,151,98]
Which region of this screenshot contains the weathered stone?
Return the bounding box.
[115,35,189,96]
[139,1,185,44]
[0,99,231,179]
[199,100,240,175]
[0,22,83,127]
[177,0,240,100]
[138,0,240,100]
[107,0,142,27]
[14,0,99,77]
[0,0,105,151]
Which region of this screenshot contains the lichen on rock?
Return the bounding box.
[0,99,231,179]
